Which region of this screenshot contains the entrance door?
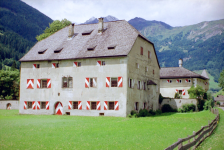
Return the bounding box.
[55,102,63,115]
[6,103,11,110]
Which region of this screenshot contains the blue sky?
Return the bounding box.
[22,0,224,27]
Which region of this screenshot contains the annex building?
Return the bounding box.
[19,18,160,117]
[160,59,209,99]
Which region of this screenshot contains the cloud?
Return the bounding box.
[22,0,224,26]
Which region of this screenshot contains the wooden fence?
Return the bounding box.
[165,108,219,150]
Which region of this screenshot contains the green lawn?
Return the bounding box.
[0,110,216,150]
[197,108,224,150]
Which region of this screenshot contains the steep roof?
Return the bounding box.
[201,69,209,79]
[160,67,209,80]
[20,20,159,67]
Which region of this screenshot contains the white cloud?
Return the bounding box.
[22,0,224,26]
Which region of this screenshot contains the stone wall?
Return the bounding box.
[0,100,19,109]
[161,98,197,110]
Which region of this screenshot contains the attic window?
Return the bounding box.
[87,45,96,51]
[54,48,63,53]
[38,49,47,54]
[108,45,116,50]
[82,30,93,35]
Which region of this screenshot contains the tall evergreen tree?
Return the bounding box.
[11,60,16,71]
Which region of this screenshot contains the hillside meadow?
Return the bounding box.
[0,110,216,149]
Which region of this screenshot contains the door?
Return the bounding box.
[55,102,63,115]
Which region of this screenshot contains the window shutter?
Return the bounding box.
[106,77,110,87]
[85,78,89,88]
[97,101,101,110]
[115,101,119,110]
[47,79,51,88]
[86,101,90,110]
[73,62,77,67]
[93,78,97,88]
[183,89,186,95]
[52,63,56,68]
[118,76,123,87]
[78,101,82,110]
[37,79,40,88]
[46,101,49,110]
[37,101,40,110]
[32,101,36,110]
[27,79,34,89]
[97,61,101,66]
[68,101,72,110]
[24,101,27,109]
[104,101,108,110]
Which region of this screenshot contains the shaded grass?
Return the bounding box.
[196,108,224,150]
[0,110,216,150]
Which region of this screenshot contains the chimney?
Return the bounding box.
[179,58,183,67]
[68,23,75,38]
[98,17,104,33]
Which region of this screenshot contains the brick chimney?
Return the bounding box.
[179,58,183,67]
[68,23,75,38]
[98,17,104,33]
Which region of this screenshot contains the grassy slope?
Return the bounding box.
[197,108,224,150]
[0,110,215,150]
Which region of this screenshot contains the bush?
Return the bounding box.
[148,110,156,116]
[203,99,214,110]
[197,99,205,111]
[161,104,173,113]
[138,109,149,117]
[182,104,196,112]
[217,101,221,105]
[159,93,164,104]
[155,110,162,115]
[5,95,13,100]
[174,93,180,98]
[131,110,137,115]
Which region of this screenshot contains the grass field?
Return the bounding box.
[0,110,216,150]
[197,108,224,150]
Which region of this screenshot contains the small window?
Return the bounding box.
[109,102,114,110]
[188,79,191,82]
[36,64,40,68]
[77,62,81,67]
[54,48,63,53]
[62,77,73,88]
[179,80,182,83]
[111,78,118,87]
[91,102,96,110]
[108,45,116,50]
[41,79,47,88]
[41,102,46,109]
[38,49,47,54]
[179,90,182,95]
[136,63,139,69]
[89,78,97,88]
[137,81,141,89]
[102,61,105,66]
[82,29,93,35]
[140,47,143,55]
[135,102,139,111]
[143,103,146,109]
[148,51,151,59]
[87,45,96,51]
[170,80,172,83]
[27,102,32,109]
[73,102,78,109]
[129,78,132,88]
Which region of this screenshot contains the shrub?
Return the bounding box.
[182,104,196,112]
[148,110,156,116]
[217,101,221,105]
[161,104,173,113]
[174,93,180,98]
[203,99,214,110]
[5,95,13,100]
[197,99,205,111]
[138,109,149,117]
[155,110,162,115]
[131,110,137,115]
[128,114,132,118]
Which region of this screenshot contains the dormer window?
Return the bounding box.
[54,48,63,53]
[108,45,116,50]
[38,49,47,54]
[82,30,93,35]
[87,45,96,51]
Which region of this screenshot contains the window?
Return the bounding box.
[27,102,32,109]
[170,80,172,83]
[179,80,182,83]
[82,29,93,35]
[108,45,116,50]
[89,77,97,88]
[188,79,191,82]
[38,49,47,54]
[179,90,182,95]
[91,102,96,110]
[129,78,132,88]
[36,64,40,68]
[136,63,139,69]
[41,79,47,88]
[102,61,105,66]
[73,102,78,109]
[140,47,143,55]
[62,77,73,88]
[137,81,141,89]
[148,51,151,59]
[41,102,46,109]
[109,102,114,110]
[54,48,63,53]
[135,102,139,111]
[143,103,146,109]
[87,45,96,51]
[111,78,118,87]
[78,62,81,67]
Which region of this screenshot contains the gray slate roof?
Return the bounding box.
[20,20,159,66]
[160,67,209,80]
[201,69,209,79]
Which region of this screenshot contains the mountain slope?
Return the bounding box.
[83,15,118,24]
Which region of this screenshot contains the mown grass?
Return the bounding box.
[0,110,216,150]
[197,108,224,150]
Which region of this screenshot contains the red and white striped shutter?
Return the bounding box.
[46,101,49,110]
[86,101,90,110]
[183,89,185,95]
[47,79,51,88]
[175,89,178,93]
[115,101,119,110]
[37,79,40,88]
[106,77,110,87]
[24,101,27,109]
[118,76,123,87]
[73,62,77,67]
[97,61,101,66]
[33,64,36,69]
[97,101,101,110]
[104,101,107,110]
[27,79,34,89]
[176,79,179,83]
[32,101,36,110]
[185,79,188,83]
[78,101,82,110]
[37,101,40,110]
[93,78,97,87]
[85,78,89,88]
[68,101,72,110]
[52,63,56,68]
[167,80,169,83]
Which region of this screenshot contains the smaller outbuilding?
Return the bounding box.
[214,95,224,106]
